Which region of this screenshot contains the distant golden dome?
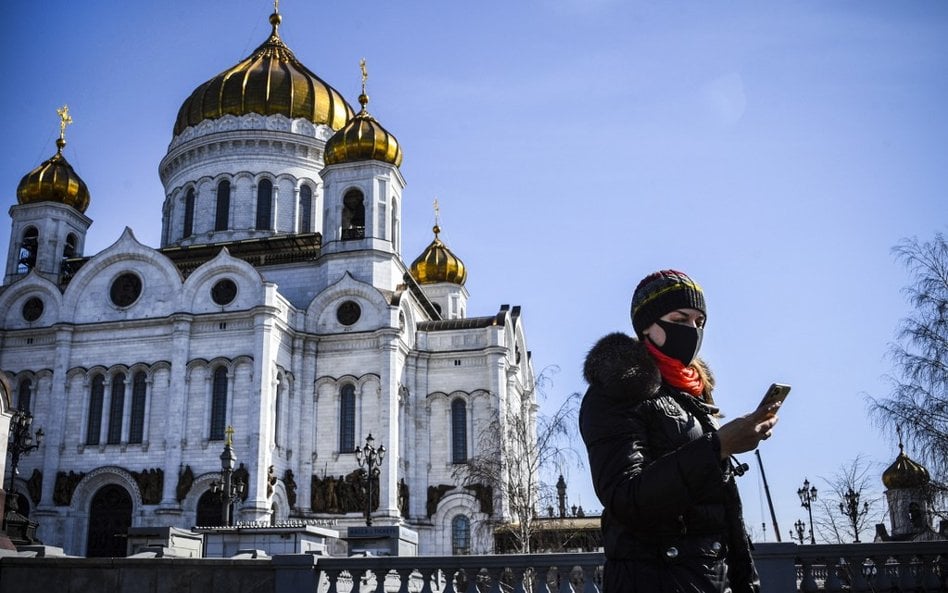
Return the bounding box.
[173,10,354,136]
[882,444,930,490]
[410,225,467,285]
[16,137,90,213]
[324,90,402,167]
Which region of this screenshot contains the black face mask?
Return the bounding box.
[653,319,703,366]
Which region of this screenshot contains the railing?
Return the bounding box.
[789,541,947,593]
[1,541,945,593]
[308,553,603,592]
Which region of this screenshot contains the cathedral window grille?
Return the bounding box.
[128,371,147,444]
[451,398,468,463]
[298,185,313,233]
[86,375,105,446]
[16,377,32,412]
[107,373,126,445]
[339,383,356,451]
[183,188,195,238]
[341,189,365,240]
[210,367,228,441]
[215,180,231,231]
[17,226,38,273]
[256,179,273,230]
[452,515,471,555]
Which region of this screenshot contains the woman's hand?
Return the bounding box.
[717,402,779,459]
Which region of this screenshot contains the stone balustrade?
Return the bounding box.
[1,541,945,592]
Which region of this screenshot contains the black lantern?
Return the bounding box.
[4,409,44,544]
[797,478,818,544]
[210,426,245,526]
[355,433,385,526]
[839,487,869,543]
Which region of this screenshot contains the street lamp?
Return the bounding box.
[840,487,869,543]
[354,433,385,526]
[791,519,807,544]
[210,426,245,526]
[4,409,43,543]
[797,478,818,544]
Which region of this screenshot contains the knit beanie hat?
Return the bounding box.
[630,270,706,338]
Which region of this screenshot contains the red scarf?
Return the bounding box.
[645,340,705,398]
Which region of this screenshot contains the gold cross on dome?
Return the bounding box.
[433,198,440,226]
[360,58,368,95]
[225,425,235,446]
[57,105,73,142]
[274,0,279,13]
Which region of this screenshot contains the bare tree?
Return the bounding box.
[869,233,948,495]
[813,456,885,544]
[453,367,581,553]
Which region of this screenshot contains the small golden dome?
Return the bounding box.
[882,443,930,490]
[409,225,467,285]
[17,136,91,213]
[173,10,354,136]
[323,60,402,167]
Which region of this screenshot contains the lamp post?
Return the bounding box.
[840,487,869,543]
[4,409,43,543]
[791,519,807,544]
[797,478,818,544]
[210,426,245,527]
[354,433,385,526]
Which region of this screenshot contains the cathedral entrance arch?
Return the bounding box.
[86,484,132,557]
[196,489,224,527]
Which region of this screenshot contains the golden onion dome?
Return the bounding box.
[324,61,403,167]
[409,225,467,285]
[882,443,930,490]
[173,10,354,136]
[17,107,90,213]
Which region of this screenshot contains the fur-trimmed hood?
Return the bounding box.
[583,332,714,402]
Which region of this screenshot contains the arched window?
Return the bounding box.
[452,515,471,555]
[196,489,224,527]
[215,180,231,231]
[17,227,38,273]
[339,384,356,451]
[391,197,399,250]
[210,367,228,441]
[86,375,105,446]
[298,185,313,233]
[16,377,32,412]
[451,399,467,463]
[63,233,77,260]
[129,371,147,444]
[107,373,126,445]
[273,380,283,447]
[256,179,273,230]
[341,189,365,240]
[183,188,196,238]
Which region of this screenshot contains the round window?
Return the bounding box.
[22,297,44,322]
[110,273,142,307]
[211,279,238,305]
[336,300,361,326]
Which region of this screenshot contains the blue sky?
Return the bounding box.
[2,1,946,542]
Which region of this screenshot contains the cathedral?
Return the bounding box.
[0,6,534,557]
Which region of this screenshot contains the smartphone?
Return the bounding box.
[759,383,791,408]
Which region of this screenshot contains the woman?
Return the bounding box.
[580,270,778,592]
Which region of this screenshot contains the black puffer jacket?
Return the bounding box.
[580,333,759,593]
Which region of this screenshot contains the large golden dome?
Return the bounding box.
[17,136,90,214]
[324,92,403,167]
[410,225,467,285]
[882,443,930,490]
[173,10,354,136]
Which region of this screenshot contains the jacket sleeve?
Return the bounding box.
[725,477,761,592]
[580,392,726,527]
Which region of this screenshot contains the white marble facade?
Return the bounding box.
[0,17,534,557]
